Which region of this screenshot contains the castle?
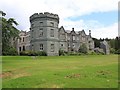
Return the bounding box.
[17,12,95,56]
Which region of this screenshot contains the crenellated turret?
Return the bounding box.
[30,12,59,23]
[30,12,59,56]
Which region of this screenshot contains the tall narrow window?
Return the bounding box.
[19,47,21,51]
[23,46,25,51]
[39,28,43,37]
[51,44,54,52]
[50,29,54,37]
[23,37,24,42]
[40,44,43,51]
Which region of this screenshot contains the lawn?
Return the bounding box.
[1,55,118,88]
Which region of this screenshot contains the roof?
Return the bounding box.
[65,30,71,33]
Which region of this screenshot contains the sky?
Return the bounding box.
[0,0,118,39]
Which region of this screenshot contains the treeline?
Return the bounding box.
[93,37,120,54]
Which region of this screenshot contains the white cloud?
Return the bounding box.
[0,0,118,38]
[60,19,118,39]
[92,23,118,39]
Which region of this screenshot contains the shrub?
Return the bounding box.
[59,50,66,56]
[36,51,47,56]
[115,49,120,54]
[20,51,47,56]
[88,51,97,55]
[110,48,115,54]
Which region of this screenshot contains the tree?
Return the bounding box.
[92,38,101,48]
[2,14,19,55]
[78,44,87,54]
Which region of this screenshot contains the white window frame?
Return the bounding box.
[40,44,43,51]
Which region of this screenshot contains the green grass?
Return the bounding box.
[2,55,118,88]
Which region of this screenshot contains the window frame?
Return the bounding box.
[40,44,43,51]
[51,44,54,52]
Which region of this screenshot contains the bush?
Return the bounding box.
[88,51,97,55]
[36,51,47,56]
[110,48,115,54]
[88,50,105,55]
[115,49,120,54]
[59,50,67,56]
[20,51,47,56]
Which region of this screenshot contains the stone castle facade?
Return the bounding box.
[17,12,94,56]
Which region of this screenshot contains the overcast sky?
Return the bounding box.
[0,0,118,39]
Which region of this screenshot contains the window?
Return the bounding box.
[51,44,54,52]
[23,37,25,42]
[61,44,63,47]
[73,35,75,41]
[23,46,25,51]
[40,44,43,51]
[50,29,54,37]
[62,34,65,40]
[68,43,70,47]
[50,22,54,27]
[19,47,21,51]
[73,43,75,48]
[40,22,43,26]
[39,28,43,37]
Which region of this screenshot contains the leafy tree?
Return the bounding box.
[78,44,87,54]
[92,38,101,48]
[2,12,19,55]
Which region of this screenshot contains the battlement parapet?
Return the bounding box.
[30,12,59,22]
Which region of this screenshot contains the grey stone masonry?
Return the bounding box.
[17,12,95,56]
[30,12,59,56]
[100,40,110,54]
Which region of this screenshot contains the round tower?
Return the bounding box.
[30,12,59,56]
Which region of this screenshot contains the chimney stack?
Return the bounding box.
[72,28,74,31]
[89,30,91,36]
